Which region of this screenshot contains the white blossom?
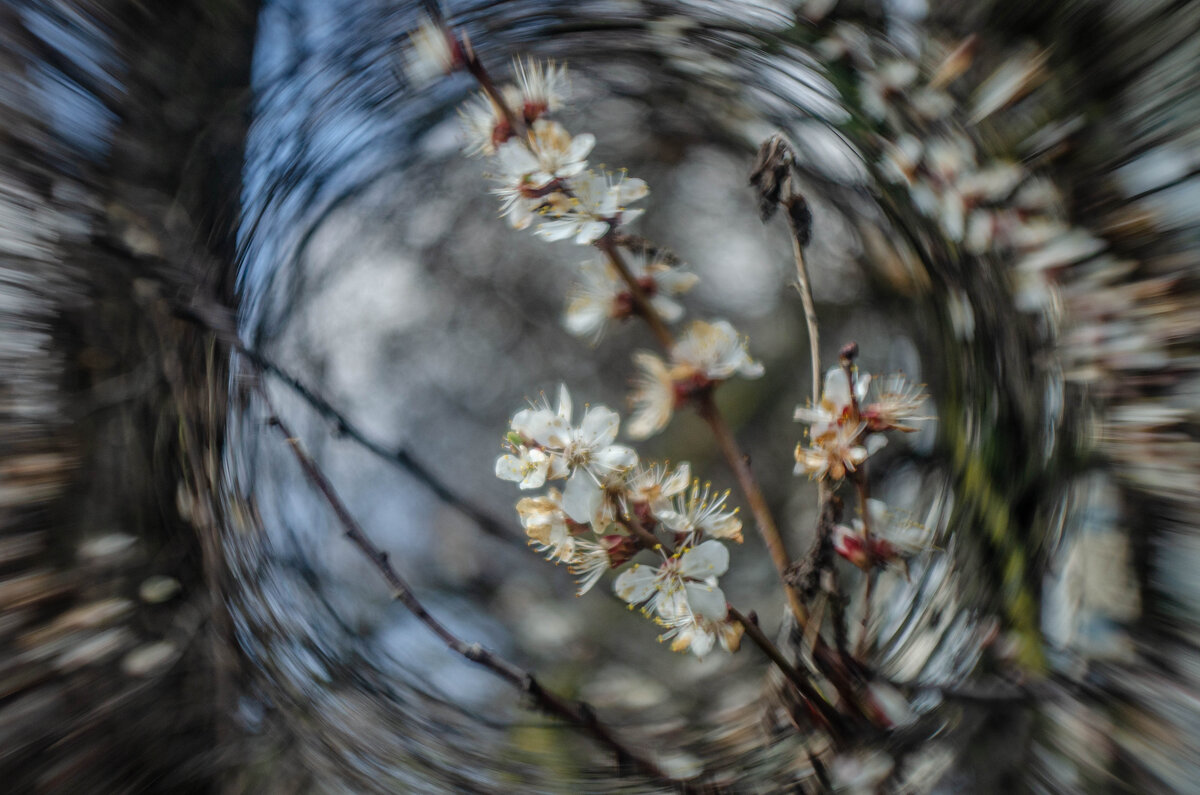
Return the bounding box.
[459,90,515,157]
[656,603,744,657]
[563,250,698,341]
[500,385,637,524]
[795,419,872,481]
[516,489,575,563]
[404,15,460,86]
[514,58,570,118]
[832,498,932,572]
[495,444,551,489]
[863,374,929,432]
[673,319,765,381]
[658,481,743,543]
[860,60,918,121]
[624,461,691,517]
[613,540,730,624]
[627,320,763,440]
[627,351,677,440]
[794,365,870,438]
[535,171,649,245]
[494,119,594,192]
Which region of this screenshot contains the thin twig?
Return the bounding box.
[170,298,519,546]
[596,233,675,350]
[853,473,874,659]
[267,410,683,787]
[791,234,820,407]
[696,392,809,628]
[728,606,846,741]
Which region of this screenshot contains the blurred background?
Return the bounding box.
[1,0,1198,791]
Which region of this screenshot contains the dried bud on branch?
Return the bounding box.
[750,134,812,247]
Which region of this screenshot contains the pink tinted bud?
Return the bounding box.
[833,526,870,569]
[600,535,638,568]
[672,373,713,406]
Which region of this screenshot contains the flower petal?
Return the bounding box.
[614,563,659,605]
[617,178,649,203]
[495,455,524,482]
[519,452,549,489]
[565,133,595,162]
[662,463,691,497]
[593,444,637,476]
[561,468,602,523]
[576,220,610,245]
[556,384,573,424]
[579,405,619,447]
[652,296,685,323]
[684,582,728,621]
[681,539,730,579]
[563,296,610,339]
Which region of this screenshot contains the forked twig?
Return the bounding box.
[267,409,684,787]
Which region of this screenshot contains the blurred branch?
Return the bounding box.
[728,606,848,741]
[172,294,520,546]
[266,408,686,788]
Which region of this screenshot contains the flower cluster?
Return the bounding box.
[628,320,765,439]
[454,53,649,249]
[792,364,930,574]
[828,30,1074,273]
[415,30,747,368]
[794,365,927,482]
[564,248,699,343]
[830,498,931,575]
[408,19,795,662]
[495,384,744,656]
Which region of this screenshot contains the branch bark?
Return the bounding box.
[267,410,684,787]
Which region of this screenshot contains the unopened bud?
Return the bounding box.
[600,534,638,568]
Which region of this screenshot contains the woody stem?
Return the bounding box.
[728,606,846,741]
[463,51,526,140]
[853,470,874,658]
[792,235,820,407]
[596,234,675,349]
[695,392,809,629]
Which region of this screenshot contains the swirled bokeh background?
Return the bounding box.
[2,0,1199,791]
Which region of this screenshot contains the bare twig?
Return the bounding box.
[170,297,519,546]
[267,410,683,787]
[728,606,847,741]
[853,473,875,659]
[695,392,809,628]
[792,234,820,407]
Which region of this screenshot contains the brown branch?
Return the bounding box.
[696,392,808,628]
[596,233,675,350]
[853,472,875,659]
[267,411,684,787]
[463,49,526,140]
[169,297,520,547]
[728,607,847,742]
[792,234,820,407]
[623,508,668,554]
